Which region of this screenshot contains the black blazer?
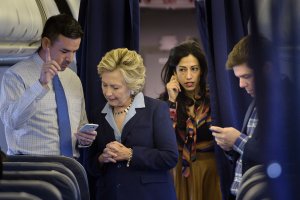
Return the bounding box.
[87,96,178,200]
[227,100,260,174]
[242,100,263,174]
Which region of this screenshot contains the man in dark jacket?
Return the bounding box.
[210,35,271,196]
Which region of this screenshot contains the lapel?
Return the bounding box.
[121,107,144,144]
[241,99,256,133]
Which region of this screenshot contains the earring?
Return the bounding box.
[130,90,135,95]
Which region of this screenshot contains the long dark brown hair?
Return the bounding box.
[160,40,209,129]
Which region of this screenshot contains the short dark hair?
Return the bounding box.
[41,14,83,43]
[226,35,272,70]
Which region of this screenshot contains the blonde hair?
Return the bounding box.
[97,48,146,95]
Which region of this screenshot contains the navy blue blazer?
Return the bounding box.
[87,96,178,200]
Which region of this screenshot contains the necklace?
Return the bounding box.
[113,101,133,116]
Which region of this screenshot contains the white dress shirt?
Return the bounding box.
[0,53,88,157]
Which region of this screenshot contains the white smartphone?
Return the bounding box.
[79,123,99,133]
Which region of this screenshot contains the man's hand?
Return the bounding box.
[210,126,241,151]
[75,131,97,147]
[39,48,61,86]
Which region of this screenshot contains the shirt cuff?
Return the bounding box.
[78,144,92,148]
[31,81,48,100]
[77,139,92,148]
[233,133,248,154]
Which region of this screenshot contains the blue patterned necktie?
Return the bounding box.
[53,75,73,157]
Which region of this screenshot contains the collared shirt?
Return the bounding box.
[0,53,88,157]
[230,107,258,195]
[101,92,145,141]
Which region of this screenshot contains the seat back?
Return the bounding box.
[6,155,90,200]
[240,164,265,186]
[3,161,80,199]
[2,170,78,200]
[0,192,42,200]
[236,165,270,200]
[0,180,62,200]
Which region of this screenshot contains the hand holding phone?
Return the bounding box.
[79,123,99,133]
[209,126,222,133]
[77,124,98,148]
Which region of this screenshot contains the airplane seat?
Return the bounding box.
[3,161,81,200]
[240,164,265,187]
[0,192,42,200]
[2,170,78,200]
[6,155,90,200]
[236,165,270,200]
[0,179,62,200]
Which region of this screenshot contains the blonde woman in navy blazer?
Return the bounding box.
[87,48,178,200]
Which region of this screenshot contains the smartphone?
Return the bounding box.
[79,123,99,133]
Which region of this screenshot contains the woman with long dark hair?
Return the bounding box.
[160,40,222,200]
